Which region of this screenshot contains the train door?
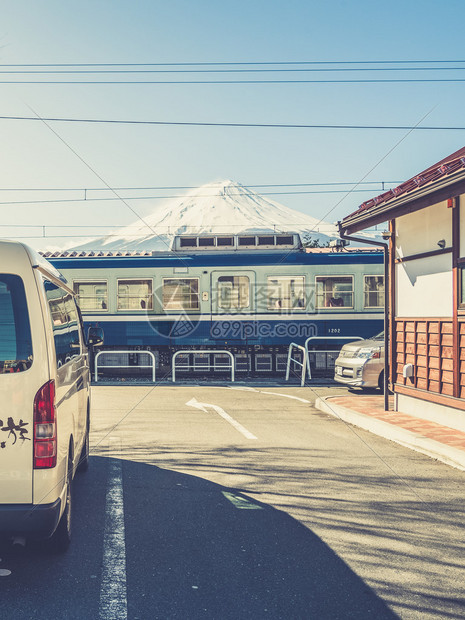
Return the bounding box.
[210,270,256,316]
[210,271,256,373]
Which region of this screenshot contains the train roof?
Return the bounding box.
[44,247,383,270]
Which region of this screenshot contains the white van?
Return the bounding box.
[0,240,97,550]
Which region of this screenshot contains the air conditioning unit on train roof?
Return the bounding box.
[172,233,302,252]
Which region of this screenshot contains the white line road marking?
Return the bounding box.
[99,443,127,620]
[227,385,310,403]
[222,491,263,510]
[259,390,310,403]
[186,397,257,440]
[0,569,11,577]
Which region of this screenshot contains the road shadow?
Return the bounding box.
[121,457,397,619]
[0,455,397,620]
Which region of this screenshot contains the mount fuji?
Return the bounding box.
[74,180,339,252]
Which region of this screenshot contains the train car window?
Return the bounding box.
[163,278,199,310]
[238,236,256,246]
[117,279,153,310]
[198,237,215,247]
[267,276,305,310]
[217,276,250,309]
[217,237,234,247]
[258,236,275,246]
[180,238,197,248]
[73,281,108,311]
[315,276,354,309]
[276,235,294,245]
[364,275,385,308]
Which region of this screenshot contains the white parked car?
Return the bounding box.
[0,240,102,550]
[334,332,384,390]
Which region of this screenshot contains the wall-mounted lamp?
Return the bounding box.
[437,239,446,249]
[382,230,393,240]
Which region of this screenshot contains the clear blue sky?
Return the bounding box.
[1,0,465,248]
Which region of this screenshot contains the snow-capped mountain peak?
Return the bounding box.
[74,179,338,251]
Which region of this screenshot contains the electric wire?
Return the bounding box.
[2,59,465,66]
[0,181,403,191]
[3,78,465,84]
[2,66,465,74]
[0,114,461,130]
[0,188,397,207]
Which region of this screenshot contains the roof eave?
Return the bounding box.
[340,170,465,235]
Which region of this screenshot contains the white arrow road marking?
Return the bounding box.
[186,398,257,440]
[99,439,127,620]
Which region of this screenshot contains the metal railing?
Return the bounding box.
[304,336,364,380]
[285,342,308,387]
[172,350,235,382]
[94,350,156,383]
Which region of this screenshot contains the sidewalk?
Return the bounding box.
[315,394,465,472]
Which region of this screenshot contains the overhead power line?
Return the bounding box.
[0,188,395,207]
[2,67,465,74]
[1,60,465,67]
[0,181,401,192]
[0,114,461,130]
[3,78,465,84]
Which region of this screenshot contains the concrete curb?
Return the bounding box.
[315,396,465,472]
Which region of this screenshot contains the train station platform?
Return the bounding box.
[315,394,465,472]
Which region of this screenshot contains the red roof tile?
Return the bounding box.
[343,146,465,221]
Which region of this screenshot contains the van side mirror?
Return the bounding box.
[87,326,104,347]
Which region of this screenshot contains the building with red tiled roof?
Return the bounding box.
[339,147,465,430]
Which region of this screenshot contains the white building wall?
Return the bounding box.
[395,253,452,317]
[395,202,453,317]
[396,200,452,258]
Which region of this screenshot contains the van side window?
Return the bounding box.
[44,280,81,367]
[0,274,33,373]
[64,295,81,349]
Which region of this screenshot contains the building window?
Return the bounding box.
[267,276,305,310]
[163,278,199,310]
[316,276,354,308]
[73,281,108,311]
[364,276,385,308]
[218,276,250,309]
[117,279,153,310]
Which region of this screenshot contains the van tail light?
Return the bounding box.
[33,380,57,469]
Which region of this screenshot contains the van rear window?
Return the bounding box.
[0,275,33,373]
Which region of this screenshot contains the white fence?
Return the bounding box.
[172,350,235,382]
[285,342,308,387]
[285,336,365,385]
[94,350,156,383]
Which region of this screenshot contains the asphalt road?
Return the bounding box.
[1,384,465,619]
